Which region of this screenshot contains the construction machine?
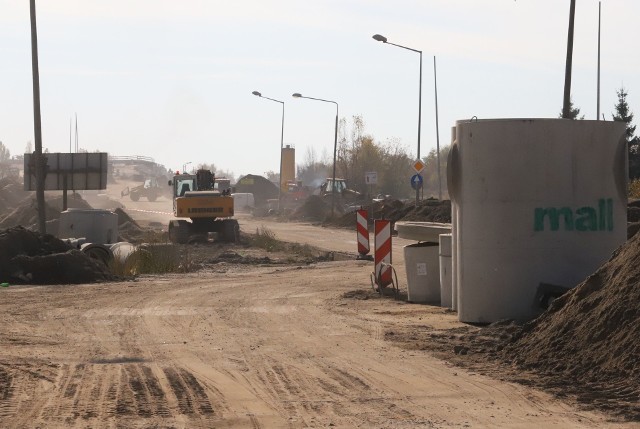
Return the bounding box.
[320,178,364,206]
[167,169,239,243]
[121,177,162,202]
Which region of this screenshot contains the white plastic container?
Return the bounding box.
[439,234,453,308]
[449,119,627,323]
[403,242,440,304]
[58,209,118,244]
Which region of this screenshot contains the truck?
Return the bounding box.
[167,169,239,243]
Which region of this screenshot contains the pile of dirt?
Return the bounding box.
[629,200,640,239]
[0,194,92,230]
[290,195,331,221]
[0,177,30,215]
[235,174,279,207]
[496,232,640,418]
[328,199,452,229]
[398,199,452,223]
[113,207,146,242]
[0,226,116,284]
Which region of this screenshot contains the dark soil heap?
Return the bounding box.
[500,232,640,418]
[235,174,279,207]
[114,207,146,242]
[0,226,116,284]
[329,198,452,229]
[0,193,92,230]
[290,195,330,221]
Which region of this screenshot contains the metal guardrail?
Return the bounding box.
[109,155,156,164]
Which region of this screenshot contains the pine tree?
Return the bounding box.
[613,86,640,179]
[558,98,584,119]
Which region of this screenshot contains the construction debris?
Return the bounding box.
[0,227,116,285]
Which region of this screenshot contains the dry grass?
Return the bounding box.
[629,179,640,199]
[109,243,196,276]
[249,226,317,259]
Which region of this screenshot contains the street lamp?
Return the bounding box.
[252,90,285,211]
[182,161,192,173]
[292,92,339,216]
[373,33,442,203]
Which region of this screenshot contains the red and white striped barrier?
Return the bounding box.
[356,209,370,257]
[374,219,392,288]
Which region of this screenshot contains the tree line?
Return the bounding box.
[564,86,640,179]
[294,85,639,200]
[2,86,638,196]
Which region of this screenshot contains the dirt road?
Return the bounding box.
[1,258,629,428]
[1,189,628,427]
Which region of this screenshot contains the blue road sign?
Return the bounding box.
[411,174,423,190]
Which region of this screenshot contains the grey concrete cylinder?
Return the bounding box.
[403,242,440,304]
[439,233,453,308]
[58,209,118,244]
[449,119,627,323]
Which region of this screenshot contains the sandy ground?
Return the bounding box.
[1,260,632,429]
[0,181,635,427]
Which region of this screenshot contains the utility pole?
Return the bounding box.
[562,0,577,119]
[597,1,601,120]
[30,0,46,233]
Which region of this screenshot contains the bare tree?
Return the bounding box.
[0,141,10,162]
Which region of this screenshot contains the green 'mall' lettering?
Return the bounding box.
[534,199,613,232]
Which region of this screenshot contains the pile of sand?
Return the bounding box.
[235,174,279,207]
[0,177,30,215]
[499,232,640,418]
[290,195,331,221]
[0,226,116,284]
[114,207,146,242]
[0,194,92,231]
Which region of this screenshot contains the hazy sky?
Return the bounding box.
[1,0,639,179]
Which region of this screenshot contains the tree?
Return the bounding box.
[335,115,413,199]
[264,170,279,183]
[297,146,331,190]
[612,86,640,179]
[196,163,235,181]
[558,97,584,119]
[422,145,450,199]
[0,141,10,162]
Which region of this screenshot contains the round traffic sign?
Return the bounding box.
[410,174,423,190]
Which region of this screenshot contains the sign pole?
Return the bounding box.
[30,0,46,233]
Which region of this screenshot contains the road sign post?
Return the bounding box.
[411,174,423,190]
[411,159,425,205]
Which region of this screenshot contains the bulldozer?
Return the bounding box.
[121,178,163,202]
[319,178,364,211]
[167,169,239,243]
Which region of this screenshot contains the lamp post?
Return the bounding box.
[292,92,339,216]
[252,91,285,211]
[373,33,439,203]
[182,161,192,174]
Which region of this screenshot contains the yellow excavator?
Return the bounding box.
[167,169,239,243]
